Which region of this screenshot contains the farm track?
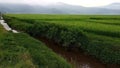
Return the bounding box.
[36,37,120,68]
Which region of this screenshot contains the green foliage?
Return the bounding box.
[13,33,72,68]
[0,27,36,68]
[0,26,72,68]
[83,39,120,63]
[4,14,120,64]
[4,16,88,48]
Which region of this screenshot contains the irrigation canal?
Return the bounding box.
[37,37,119,68]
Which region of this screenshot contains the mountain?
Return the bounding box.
[102,3,120,10]
[0,2,120,14]
[0,3,34,13]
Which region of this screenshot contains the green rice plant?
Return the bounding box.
[0,25,72,68]
[4,14,120,64]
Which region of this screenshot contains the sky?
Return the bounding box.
[0,0,120,7]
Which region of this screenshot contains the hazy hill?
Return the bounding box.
[0,2,120,14]
[101,3,120,10]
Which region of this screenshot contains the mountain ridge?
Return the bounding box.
[0,2,120,14]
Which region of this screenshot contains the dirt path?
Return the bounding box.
[37,37,108,68]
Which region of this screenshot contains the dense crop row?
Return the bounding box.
[87,19,120,25]
[6,14,120,20]
[4,14,120,64]
[46,20,120,38]
[6,14,120,38]
[4,16,88,49]
[0,25,71,68]
[84,33,120,63]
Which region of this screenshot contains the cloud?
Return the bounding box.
[0,0,120,7]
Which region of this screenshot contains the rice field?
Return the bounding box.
[4,14,120,64]
[0,20,71,68]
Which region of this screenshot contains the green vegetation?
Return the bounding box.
[4,14,120,64]
[0,25,71,68]
[4,16,88,48]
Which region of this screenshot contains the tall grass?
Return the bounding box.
[4,14,120,64]
[0,25,72,68]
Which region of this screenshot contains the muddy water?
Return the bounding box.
[37,37,119,68]
[37,37,105,68]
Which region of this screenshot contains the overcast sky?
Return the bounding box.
[0,0,120,7]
